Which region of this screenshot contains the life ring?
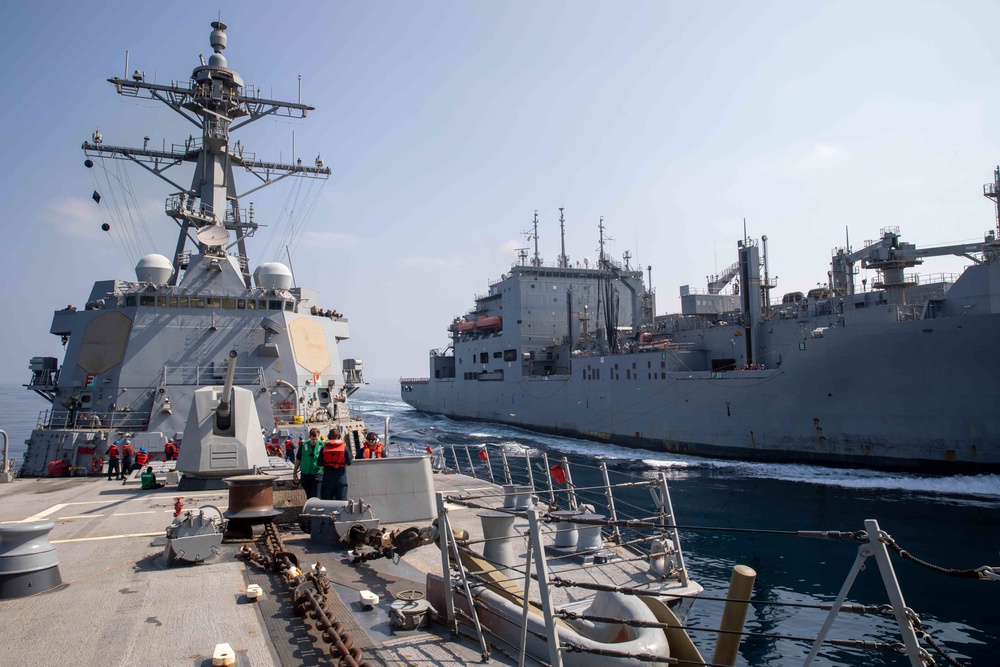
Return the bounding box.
[91,457,104,474]
[278,400,294,414]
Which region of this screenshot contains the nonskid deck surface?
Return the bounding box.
[0,477,280,667]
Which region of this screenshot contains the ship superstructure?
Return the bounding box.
[22,22,366,476]
[402,180,1000,471]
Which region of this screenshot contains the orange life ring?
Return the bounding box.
[278,400,294,414]
[91,457,104,473]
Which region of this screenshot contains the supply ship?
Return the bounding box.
[20,20,367,477]
[402,201,1000,472]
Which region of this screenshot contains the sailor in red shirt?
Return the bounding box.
[319,428,353,501]
[121,440,135,476]
[106,441,121,481]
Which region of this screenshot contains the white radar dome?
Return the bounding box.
[254,262,293,290]
[135,254,174,285]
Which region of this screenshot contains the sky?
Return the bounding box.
[1,0,999,383]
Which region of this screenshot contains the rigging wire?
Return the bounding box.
[98,159,140,264]
[119,160,156,250]
[89,168,134,269]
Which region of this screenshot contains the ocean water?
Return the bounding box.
[3,380,997,665]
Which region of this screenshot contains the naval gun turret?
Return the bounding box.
[176,350,268,490]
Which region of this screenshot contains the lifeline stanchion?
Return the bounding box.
[599,461,621,544]
[525,506,563,667]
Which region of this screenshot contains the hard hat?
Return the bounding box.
[140,447,147,453]
[124,439,132,444]
[113,440,120,445]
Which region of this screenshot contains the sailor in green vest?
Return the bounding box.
[140,466,164,490]
[292,427,323,499]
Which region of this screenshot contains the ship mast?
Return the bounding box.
[529,211,541,267]
[82,21,331,287]
[558,207,568,268]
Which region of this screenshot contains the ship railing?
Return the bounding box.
[421,443,686,561]
[425,443,694,658]
[910,272,959,286]
[160,365,265,387]
[38,409,150,431]
[425,443,973,667]
[399,377,430,384]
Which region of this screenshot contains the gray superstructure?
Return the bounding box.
[21,22,367,476]
[402,188,1000,472]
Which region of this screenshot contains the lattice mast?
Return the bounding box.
[82,21,331,287]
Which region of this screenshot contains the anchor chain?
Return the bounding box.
[238,522,369,667]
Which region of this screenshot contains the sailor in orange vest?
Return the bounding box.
[319,428,353,501]
[135,448,149,468]
[121,440,135,476]
[106,441,121,481]
[284,437,295,461]
[362,432,385,459]
[164,440,178,461]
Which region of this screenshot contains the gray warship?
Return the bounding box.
[21,20,367,477]
[402,200,1000,472]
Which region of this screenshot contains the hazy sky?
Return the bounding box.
[2,0,999,384]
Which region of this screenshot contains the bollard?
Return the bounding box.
[573,513,605,553]
[550,510,580,549]
[0,521,62,599]
[478,511,517,571]
[712,564,757,666]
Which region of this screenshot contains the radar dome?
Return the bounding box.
[135,254,174,285]
[254,262,293,290]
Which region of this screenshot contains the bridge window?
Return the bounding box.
[169,296,179,307]
[207,297,221,308]
[191,298,205,308]
[222,298,236,309]
[178,297,189,308]
[268,300,282,310]
[237,299,246,309]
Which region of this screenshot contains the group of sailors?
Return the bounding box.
[309,306,343,319]
[290,429,385,502]
[102,438,178,481]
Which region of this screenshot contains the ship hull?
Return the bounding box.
[402,312,1000,472]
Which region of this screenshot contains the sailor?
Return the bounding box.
[121,439,135,476]
[292,428,323,500]
[362,432,385,459]
[319,428,352,501]
[164,440,178,461]
[284,436,295,461]
[135,447,149,468]
[106,441,121,481]
[140,466,164,490]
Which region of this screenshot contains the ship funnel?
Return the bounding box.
[135,254,174,285]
